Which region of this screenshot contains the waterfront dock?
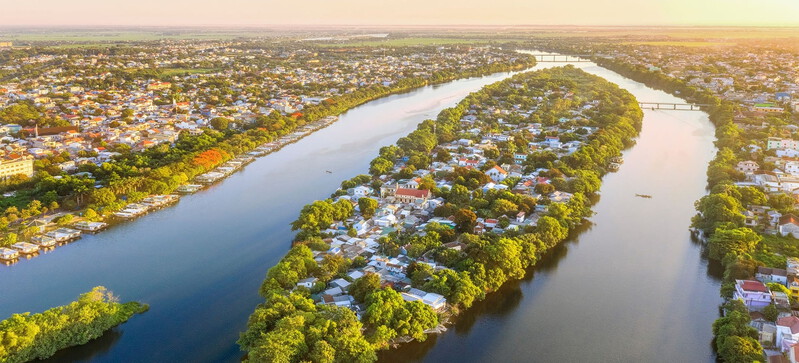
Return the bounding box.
[73,221,109,232]
[0,247,19,261]
[11,242,40,255]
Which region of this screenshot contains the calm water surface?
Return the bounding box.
[0,66,537,362]
[381,54,722,362]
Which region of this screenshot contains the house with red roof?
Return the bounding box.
[486,165,508,182]
[789,344,799,363]
[777,316,799,352]
[734,279,772,310]
[394,188,431,205]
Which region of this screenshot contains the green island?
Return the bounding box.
[238,65,643,361]
[0,286,147,363]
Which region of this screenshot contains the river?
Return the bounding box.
[380,53,723,362]
[0,66,537,362]
[0,53,722,363]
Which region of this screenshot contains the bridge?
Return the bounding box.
[527,54,593,62]
[638,102,711,111]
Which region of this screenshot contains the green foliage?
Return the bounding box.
[239,292,375,363]
[763,304,778,322]
[0,286,146,363]
[692,193,745,232]
[210,117,230,130]
[453,208,477,233]
[423,269,482,309]
[707,227,762,260]
[358,197,378,219]
[349,273,381,303]
[768,193,796,214]
[362,288,439,347]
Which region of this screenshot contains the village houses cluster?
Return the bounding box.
[734,261,799,360]
[299,81,603,315]
[599,44,799,114]
[0,42,525,180]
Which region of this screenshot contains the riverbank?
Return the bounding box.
[0,58,537,268]
[238,65,643,361]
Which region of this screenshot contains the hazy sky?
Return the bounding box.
[2,0,798,27]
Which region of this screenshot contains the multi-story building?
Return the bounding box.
[0,156,34,179]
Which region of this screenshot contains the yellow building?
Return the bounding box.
[0,42,12,48]
[0,156,34,179]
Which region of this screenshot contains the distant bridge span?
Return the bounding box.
[638,102,711,111]
[527,54,593,62]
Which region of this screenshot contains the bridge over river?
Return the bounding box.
[638,101,711,111]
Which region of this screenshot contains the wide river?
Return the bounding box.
[0,52,721,362]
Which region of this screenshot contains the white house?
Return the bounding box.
[778,316,799,352]
[374,213,398,227]
[353,186,373,198]
[550,191,573,203]
[330,278,351,290]
[736,160,760,174]
[486,165,508,182]
[401,288,448,311]
[790,344,799,363]
[297,277,318,289]
[734,279,772,310]
[769,138,799,150]
[780,215,799,238]
[756,267,788,285]
[777,149,799,158]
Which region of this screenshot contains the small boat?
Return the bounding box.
[635,194,652,198]
[325,170,332,174]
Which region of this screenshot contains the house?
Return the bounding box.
[770,352,790,363]
[330,278,351,290]
[790,344,799,363]
[744,210,758,227]
[734,279,772,309]
[352,186,373,198]
[485,165,508,182]
[347,270,365,280]
[780,215,799,238]
[394,188,431,205]
[789,258,799,276]
[401,288,448,311]
[757,267,789,285]
[789,276,799,298]
[752,319,777,346]
[778,316,799,351]
[297,277,318,289]
[736,160,760,174]
[549,191,573,203]
[374,213,398,227]
[323,286,344,296]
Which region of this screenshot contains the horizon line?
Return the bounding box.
[2,24,799,30]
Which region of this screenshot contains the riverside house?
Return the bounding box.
[734,279,773,310]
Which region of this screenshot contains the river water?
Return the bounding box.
[381,53,723,362]
[0,66,537,362]
[0,53,721,363]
